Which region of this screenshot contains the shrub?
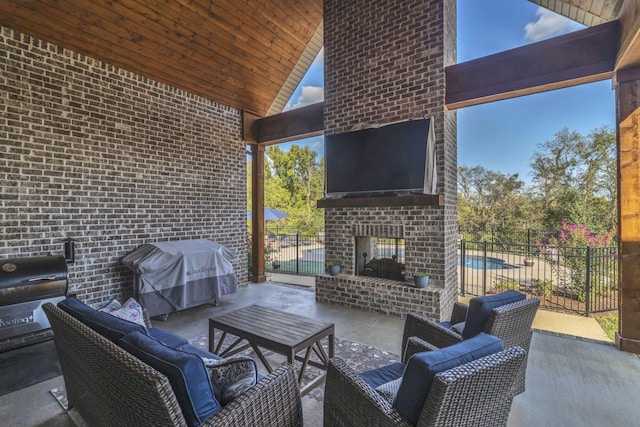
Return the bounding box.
[532,279,556,298]
[494,278,519,293]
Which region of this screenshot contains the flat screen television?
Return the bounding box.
[325,118,437,197]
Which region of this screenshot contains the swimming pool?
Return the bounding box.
[460,255,505,270]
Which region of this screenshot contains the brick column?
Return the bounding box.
[322,0,457,321]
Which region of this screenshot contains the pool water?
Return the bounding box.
[460,255,505,270]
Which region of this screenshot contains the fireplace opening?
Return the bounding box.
[355,237,405,281]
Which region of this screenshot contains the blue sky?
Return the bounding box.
[277,0,616,185]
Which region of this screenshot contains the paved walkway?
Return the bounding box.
[269,273,612,343]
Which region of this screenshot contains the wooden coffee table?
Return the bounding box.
[209,304,335,396]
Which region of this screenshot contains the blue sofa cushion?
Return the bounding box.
[462,290,526,339]
[358,362,405,389]
[394,333,504,425]
[58,296,96,320]
[59,297,147,342]
[177,343,224,360]
[148,327,190,348]
[120,331,221,427]
[83,308,148,343]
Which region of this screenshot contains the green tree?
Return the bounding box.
[529,127,616,232]
[457,166,532,239]
[256,144,325,234]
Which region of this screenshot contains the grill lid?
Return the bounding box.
[0,256,68,306]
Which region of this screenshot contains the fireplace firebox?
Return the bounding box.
[355,237,405,281]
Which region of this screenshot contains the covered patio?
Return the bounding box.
[1,280,639,426]
[2,0,640,425]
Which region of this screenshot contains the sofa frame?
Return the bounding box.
[43,302,303,427]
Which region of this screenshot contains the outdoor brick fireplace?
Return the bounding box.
[316,206,456,320]
[317,0,458,322]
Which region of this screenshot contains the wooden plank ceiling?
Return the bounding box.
[528,0,624,26]
[0,0,323,116]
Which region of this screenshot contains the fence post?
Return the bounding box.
[482,241,487,295]
[295,233,300,275]
[585,246,591,316]
[460,239,466,296]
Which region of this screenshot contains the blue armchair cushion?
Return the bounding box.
[358,362,406,389]
[119,331,220,427]
[462,290,526,338]
[394,333,504,425]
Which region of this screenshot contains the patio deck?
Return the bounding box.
[1,280,638,426]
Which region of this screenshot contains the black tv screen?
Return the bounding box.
[325,118,436,196]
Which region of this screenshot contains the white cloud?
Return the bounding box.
[292,86,324,109]
[311,139,324,152]
[524,7,583,42]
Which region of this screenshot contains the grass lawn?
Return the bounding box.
[595,312,618,341]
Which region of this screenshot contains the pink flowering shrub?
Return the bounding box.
[538,222,616,302]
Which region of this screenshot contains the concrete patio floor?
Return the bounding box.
[1,280,638,426]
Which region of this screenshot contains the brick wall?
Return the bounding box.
[316,274,444,319]
[0,27,247,345]
[321,0,457,321]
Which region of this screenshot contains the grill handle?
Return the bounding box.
[28,275,58,282]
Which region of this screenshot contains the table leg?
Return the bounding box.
[250,342,273,373]
[329,331,335,358]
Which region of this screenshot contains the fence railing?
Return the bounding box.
[264,233,325,276]
[459,239,618,315]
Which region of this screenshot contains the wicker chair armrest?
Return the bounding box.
[202,364,303,427]
[404,336,438,362]
[402,313,462,360]
[485,297,540,350]
[324,358,411,427]
[418,346,526,427]
[450,302,468,325]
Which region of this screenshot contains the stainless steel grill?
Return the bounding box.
[0,256,68,342]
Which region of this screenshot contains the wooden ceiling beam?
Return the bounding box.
[445,20,619,110]
[244,102,325,145]
[616,0,640,70]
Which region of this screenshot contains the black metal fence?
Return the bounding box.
[459,239,618,315]
[264,232,325,276]
[459,226,559,248]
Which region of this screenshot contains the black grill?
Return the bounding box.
[0,256,68,342]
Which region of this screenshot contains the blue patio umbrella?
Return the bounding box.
[247,207,288,221]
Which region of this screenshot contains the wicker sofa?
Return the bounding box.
[43,301,303,427]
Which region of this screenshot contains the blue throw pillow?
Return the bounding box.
[394,333,504,425]
[462,290,526,338]
[120,331,221,427]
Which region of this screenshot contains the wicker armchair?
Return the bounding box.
[43,303,303,427]
[402,295,540,395]
[324,336,526,427]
